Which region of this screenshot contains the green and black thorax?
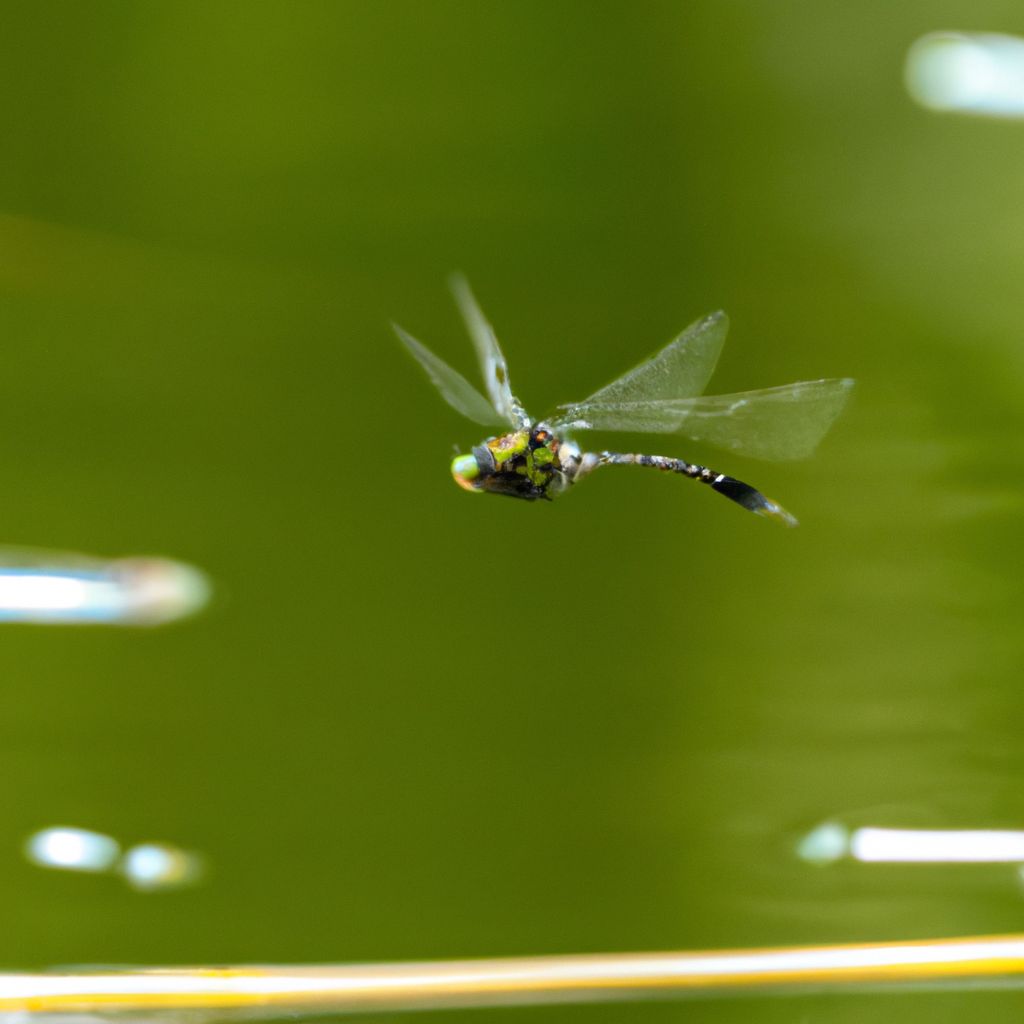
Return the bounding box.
[456,423,581,500]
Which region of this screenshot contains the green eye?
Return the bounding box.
[451,453,482,492]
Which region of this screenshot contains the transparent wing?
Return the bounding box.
[394,322,509,427]
[555,378,854,461]
[449,274,521,427]
[561,311,729,416]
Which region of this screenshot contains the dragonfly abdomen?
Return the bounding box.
[589,451,798,527]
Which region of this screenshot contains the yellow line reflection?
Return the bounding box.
[1,934,1023,1016]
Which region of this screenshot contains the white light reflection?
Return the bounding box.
[25,828,205,891]
[796,822,849,865]
[798,823,1024,864]
[906,32,1024,118]
[853,827,1024,863]
[121,843,205,891]
[0,551,210,625]
[24,828,121,873]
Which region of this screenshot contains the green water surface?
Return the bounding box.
[0,2,1022,1021]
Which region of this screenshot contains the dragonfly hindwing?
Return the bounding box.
[394,322,508,427]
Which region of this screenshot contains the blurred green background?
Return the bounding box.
[1,0,1024,1020]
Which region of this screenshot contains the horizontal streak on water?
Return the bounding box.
[1,934,1023,1018]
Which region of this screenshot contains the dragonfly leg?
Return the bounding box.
[590,451,798,526]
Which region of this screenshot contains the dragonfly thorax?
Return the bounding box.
[450,424,580,501]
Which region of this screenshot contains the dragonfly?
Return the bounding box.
[395,277,853,526]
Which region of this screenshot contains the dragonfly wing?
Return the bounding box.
[449,275,520,426]
[560,311,729,419]
[394,322,509,427]
[556,378,854,460]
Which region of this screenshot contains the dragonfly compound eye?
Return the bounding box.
[451,452,484,492]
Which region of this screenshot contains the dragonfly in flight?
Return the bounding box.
[395,278,852,526]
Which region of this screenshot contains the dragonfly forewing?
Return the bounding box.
[559,311,729,421]
[449,274,526,428]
